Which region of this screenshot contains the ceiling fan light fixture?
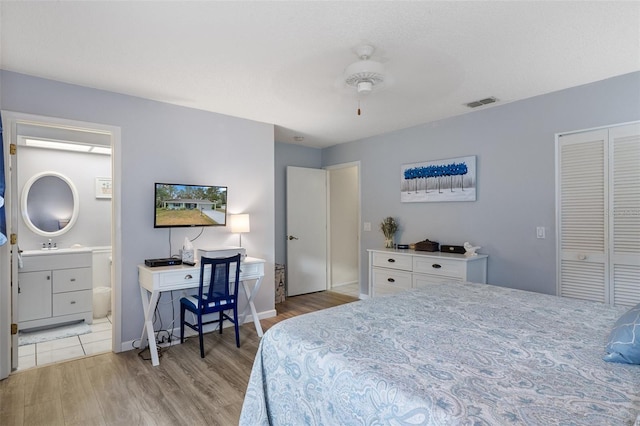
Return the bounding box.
[357,80,373,94]
[344,44,386,94]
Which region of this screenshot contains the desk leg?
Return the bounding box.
[139,286,161,366]
[240,277,264,337]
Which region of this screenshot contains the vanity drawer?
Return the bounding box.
[53,290,92,316]
[372,252,413,271]
[413,257,464,278]
[53,267,92,293]
[371,268,412,296]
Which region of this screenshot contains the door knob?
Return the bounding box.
[288,235,299,241]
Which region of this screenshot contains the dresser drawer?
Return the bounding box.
[413,274,462,289]
[372,252,413,271]
[53,267,92,293]
[369,249,488,298]
[372,267,412,296]
[53,290,92,316]
[413,257,465,278]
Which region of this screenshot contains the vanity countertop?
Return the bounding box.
[21,247,93,257]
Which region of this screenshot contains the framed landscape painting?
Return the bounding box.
[401,155,476,203]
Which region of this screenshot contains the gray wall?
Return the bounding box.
[2,70,275,347]
[274,142,322,265]
[322,71,640,296]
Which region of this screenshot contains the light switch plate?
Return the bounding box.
[536,226,545,239]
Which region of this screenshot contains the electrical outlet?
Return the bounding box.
[363,222,371,231]
[536,226,545,239]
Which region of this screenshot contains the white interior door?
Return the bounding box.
[0,112,19,378]
[609,123,640,306]
[286,166,327,296]
[0,114,12,379]
[558,129,608,302]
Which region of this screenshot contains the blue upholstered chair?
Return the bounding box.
[180,254,241,358]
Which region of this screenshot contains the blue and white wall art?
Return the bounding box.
[401,155,476,203]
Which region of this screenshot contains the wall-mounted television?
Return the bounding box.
[154,183,227,228]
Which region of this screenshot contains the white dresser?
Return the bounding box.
[368,249,488,296]
[19,249,93,330]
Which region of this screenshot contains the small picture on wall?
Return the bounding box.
[401,155,476,202]
[95,177,112,199]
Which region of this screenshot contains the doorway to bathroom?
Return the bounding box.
[0,111,120,375]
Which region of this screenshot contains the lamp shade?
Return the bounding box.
[230,214,250,234]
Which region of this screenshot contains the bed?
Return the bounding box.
[240,281,639,425]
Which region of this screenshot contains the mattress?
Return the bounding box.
[240,281,639,425]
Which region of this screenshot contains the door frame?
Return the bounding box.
[326,161,362,298]
[0,111,122,378]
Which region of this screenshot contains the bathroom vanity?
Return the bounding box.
[18,248,93,330]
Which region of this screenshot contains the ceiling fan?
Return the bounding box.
[342,44,391,114]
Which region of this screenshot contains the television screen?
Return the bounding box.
[154,183,227,228]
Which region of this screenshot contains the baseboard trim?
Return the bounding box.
[331,280,358,289]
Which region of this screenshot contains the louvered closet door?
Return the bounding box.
[558,130,608,303]
[610,124,640,306]
[558,123,640,307]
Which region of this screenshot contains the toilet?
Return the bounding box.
[92,248,112,318]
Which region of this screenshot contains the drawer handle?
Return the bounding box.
[70,278,76,282]
[185,274,193,280]
[70,300,76,304]
[387,258,396,263]
[432,264,442,269]
[387,278,395,283]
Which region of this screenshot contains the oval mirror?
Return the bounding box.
[21,171,79,237]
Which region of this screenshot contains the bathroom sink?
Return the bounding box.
[21,247,93,257]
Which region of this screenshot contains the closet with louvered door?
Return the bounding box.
[557,122,640,307]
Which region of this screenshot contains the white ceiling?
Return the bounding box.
[1,1,639,148]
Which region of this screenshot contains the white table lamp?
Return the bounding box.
[230,214,250,247]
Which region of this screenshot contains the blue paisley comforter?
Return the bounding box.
[240,282,639,425]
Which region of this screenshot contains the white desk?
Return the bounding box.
[138,256,265,366]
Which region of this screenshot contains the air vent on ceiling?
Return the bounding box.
[465,97,498,108]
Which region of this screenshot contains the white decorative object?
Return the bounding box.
[463,242,481,256]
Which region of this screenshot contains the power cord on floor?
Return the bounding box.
[134,291,179,360]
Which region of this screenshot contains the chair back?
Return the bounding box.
[198,254,241,308]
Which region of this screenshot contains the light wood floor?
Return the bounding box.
[0,290,358,426]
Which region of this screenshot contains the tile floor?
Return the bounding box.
[17,314,112,371]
